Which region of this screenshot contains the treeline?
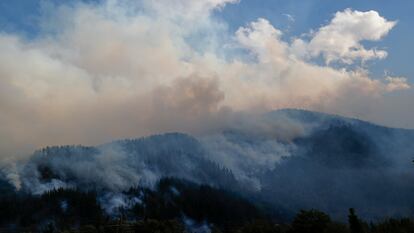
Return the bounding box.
[62,210,414,233]
[0,178,413,233]
[6,210,413,233]
[0,178,263,232]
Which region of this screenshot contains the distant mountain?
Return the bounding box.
[2,109,414,221]
[260,109,414,219]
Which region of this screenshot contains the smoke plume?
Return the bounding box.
[0,0,410,162]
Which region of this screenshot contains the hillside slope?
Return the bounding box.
[2,109,414,220]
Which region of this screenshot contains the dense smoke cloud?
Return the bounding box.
[0,0,410,161]
[7,109,414,220]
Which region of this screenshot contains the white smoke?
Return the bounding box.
[183,216,212,233]
[0,0,410,164]
[20,144,160,194]
[99,192,142,216]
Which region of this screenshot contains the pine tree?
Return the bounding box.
[348,208,363,233]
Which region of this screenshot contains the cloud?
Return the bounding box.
[292,8,396,64]
[231,18,403,112]
[385,76,411,92]
[0,1,409,162]
[236,18,286,63]
[283,13,295,23]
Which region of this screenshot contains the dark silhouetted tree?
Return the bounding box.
[348,208,364,233]
[289,209,331,233]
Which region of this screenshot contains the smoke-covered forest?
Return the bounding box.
[1,0,414,232]
[0,109,414,232]
[1,178,414,233]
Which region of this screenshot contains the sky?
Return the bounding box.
[0,0,413,159]
[1,1,413,78]
[218,0,414,77]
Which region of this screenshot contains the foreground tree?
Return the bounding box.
[289,209,331,233]
[348,208,365,233]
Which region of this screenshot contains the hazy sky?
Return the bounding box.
[0,0,412,158]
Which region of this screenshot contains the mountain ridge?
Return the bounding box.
[1,108,414,220]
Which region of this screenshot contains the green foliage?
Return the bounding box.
[370,218,414,233]
[325,222,349,233]
[349,208,366,233]
[1,180,414,233]
[130,178,264,227]
[289,209,331,233]
[237,220,286,233]
[0,188,104,229]
[133,219,184,233]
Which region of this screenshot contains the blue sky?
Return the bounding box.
[216,0,414,79]
[1,0,412,79]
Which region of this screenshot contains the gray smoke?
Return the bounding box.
[1,109,413,220]
[0,0,411,165]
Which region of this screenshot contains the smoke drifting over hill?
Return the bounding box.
[0,0,411,161]
[1,109,413,220]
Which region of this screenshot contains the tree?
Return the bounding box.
[348,208,364,233]
[289,209,331,233]
[239,220,284,233]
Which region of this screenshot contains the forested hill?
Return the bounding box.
[1,109,414,231]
